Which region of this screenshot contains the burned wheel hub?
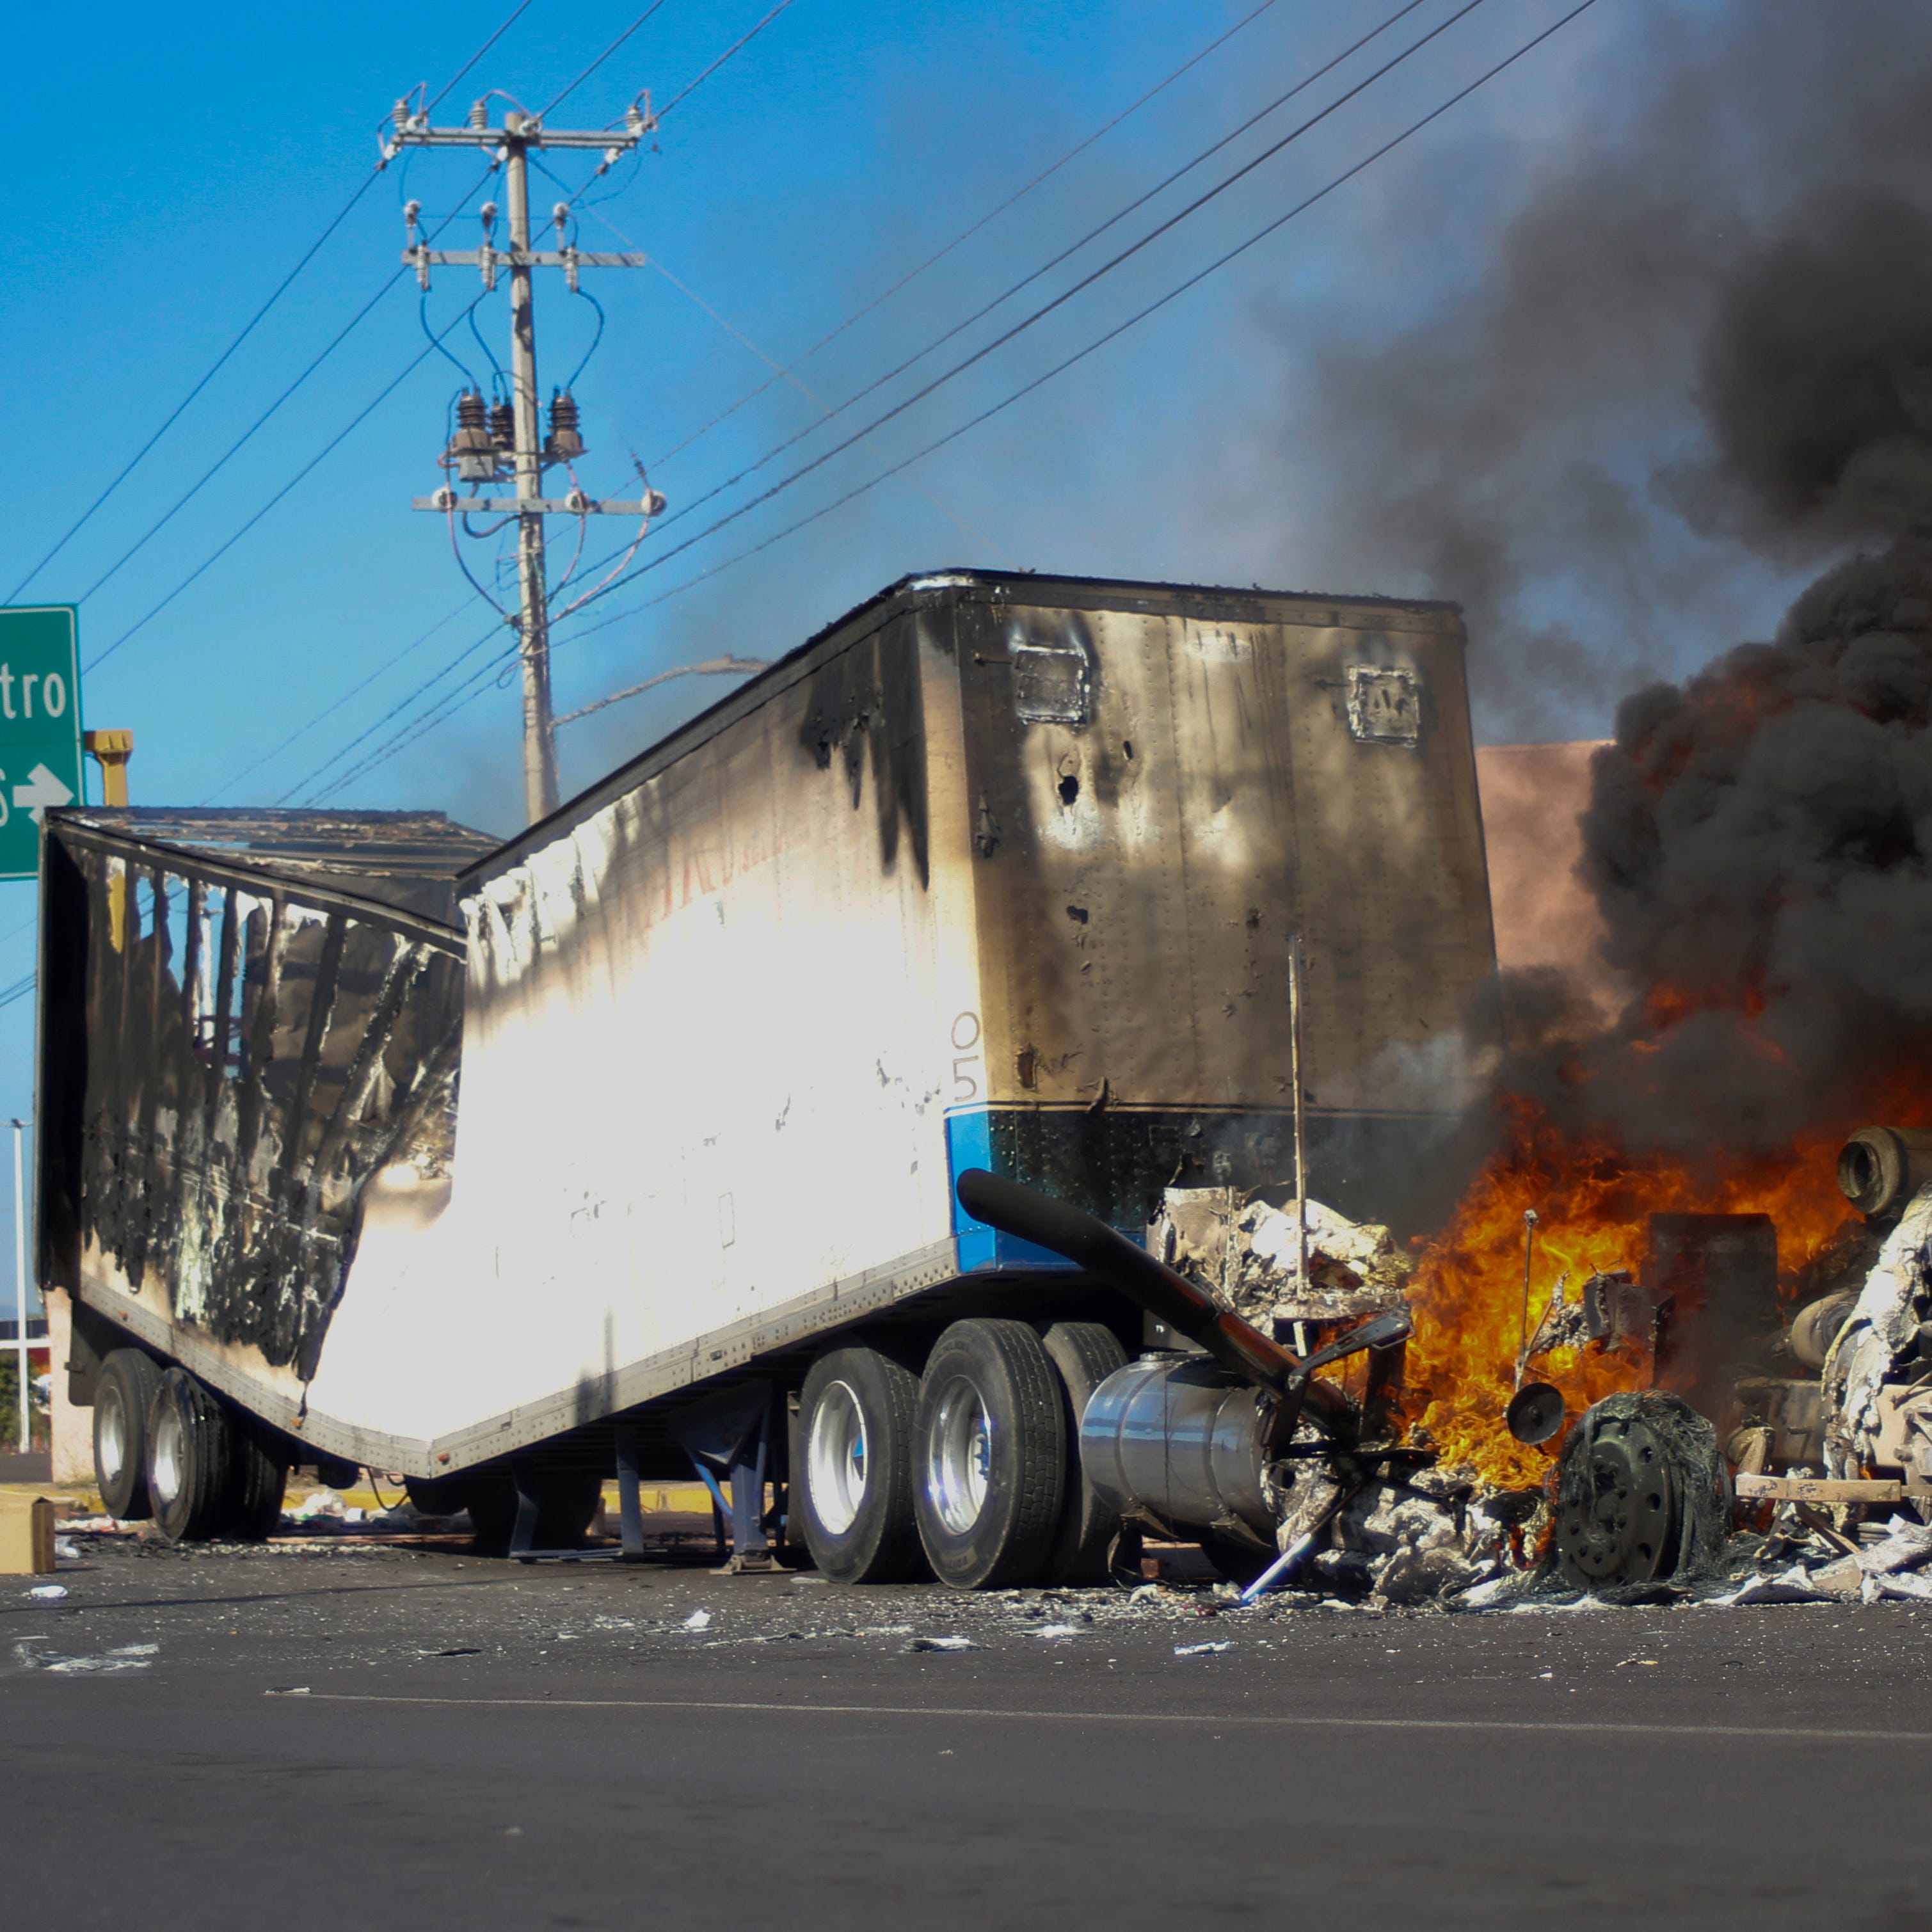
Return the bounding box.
[1554,1412,1679,1587]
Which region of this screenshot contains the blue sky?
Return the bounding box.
[1,0,1875,1295]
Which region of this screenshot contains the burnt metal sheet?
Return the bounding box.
[37,818,467,1385]
[53,807,499,918]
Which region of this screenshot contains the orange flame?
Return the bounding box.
[1401,1094,1890,1488]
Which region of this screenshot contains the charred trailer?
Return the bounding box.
[36,570,1496,1585]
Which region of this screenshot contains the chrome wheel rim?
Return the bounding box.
[149,1401,184,1509]
[807,1380,868,1536]
[927,1375,992,1535]
[97,1387,128,1487]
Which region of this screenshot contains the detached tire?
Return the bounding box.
[914,1318,1065,1590]
[1037,1321,1128,1585]
[145,1368,236,1544]
[94,1348,163,1521]
[797,1343,924,1583]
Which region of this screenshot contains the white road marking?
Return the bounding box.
[262,1691,1932,1745]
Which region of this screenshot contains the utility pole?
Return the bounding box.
[389,98,666,824]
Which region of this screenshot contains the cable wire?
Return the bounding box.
[71,172,495,620]
[427,0,538,113]
[564,0,1437,593]
[541,1,670,117]
[86,294,488,673]
[5,0,536,605]
[532,0,1494,621]
[642,0,1291,469]
[529,161,1015,565]
[310,0,1601,794]
[197,600,473,803]
[656,0,795,117]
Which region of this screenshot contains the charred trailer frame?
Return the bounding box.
[36,571,1497,1584]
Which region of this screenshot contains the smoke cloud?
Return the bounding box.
[1279,1,1932,742]
[1275,3,1932,1157]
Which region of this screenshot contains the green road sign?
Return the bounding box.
[0,608,83,881]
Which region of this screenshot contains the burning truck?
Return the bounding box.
[36,560,1932,1602]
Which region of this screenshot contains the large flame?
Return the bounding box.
[1400,1094,1889,1488]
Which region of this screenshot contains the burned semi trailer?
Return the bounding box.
[36,569,1496,1584]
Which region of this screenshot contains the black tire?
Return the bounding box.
[796,1343,925,1584]
[145,1368,236,1544]
[914,1318,1065,1590]
[227,1424,290,1542]
[93,1348,162,1520]
[1036,1320,1128,1585]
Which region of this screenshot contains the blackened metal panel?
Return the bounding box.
[42,819,467,1389]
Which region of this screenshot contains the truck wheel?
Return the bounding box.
[227,1425,290,1542]
[914,1319,1064,1589]
[94,1348,163,1520]
[1037,1321,1128,1585]
[797,1344,924,1583]
[145,1368,236,1544]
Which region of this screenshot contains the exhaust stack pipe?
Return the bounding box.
[954,1167,1295,1391]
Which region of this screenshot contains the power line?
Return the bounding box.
[564,0,1438,595]
[594,0,1609,629]
[198,599,473,804]
[513,0,1498,628]
[427,0,538,113]
[531,159,1017,564]
[73,168,495,630]
[280,621,507,803]
[643,0,1292,471]
[262,4,808,804]
[541,2,669,118]
[86,294,488,674]
[4,1,538,607]
[656,0,796,118]
[312,0,1601,795]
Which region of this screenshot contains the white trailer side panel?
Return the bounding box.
[305,609,983,1442]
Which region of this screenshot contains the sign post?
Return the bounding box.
[0,609,83,881]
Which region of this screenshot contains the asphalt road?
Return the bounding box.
[7,1535,1932,1931]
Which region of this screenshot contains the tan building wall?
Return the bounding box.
[1474,741,1627,1018]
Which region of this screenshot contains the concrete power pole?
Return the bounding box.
[390,98,667,824]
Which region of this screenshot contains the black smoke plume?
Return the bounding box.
[1284,3,1932,1158]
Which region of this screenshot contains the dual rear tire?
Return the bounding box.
[92,1350,289,1542]
[795,1317,1126,1588]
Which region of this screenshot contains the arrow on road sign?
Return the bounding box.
[13,763,73,823]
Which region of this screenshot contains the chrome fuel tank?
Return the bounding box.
[1078,1353,1275,1538]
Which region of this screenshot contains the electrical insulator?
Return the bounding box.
[480,201,498,240]
[468,99,489,131]
[447,389,499,484]
[490,399,516,456]
[393,99,411,131]
[545,390,586,465]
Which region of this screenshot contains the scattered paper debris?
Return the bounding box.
[909,1635,980,1652]
[26,1585,67,1601]
[682,1609,712,1631]
[1174,1640,1233,1656]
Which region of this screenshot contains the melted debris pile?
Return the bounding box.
[1151,1186,1413,1327]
